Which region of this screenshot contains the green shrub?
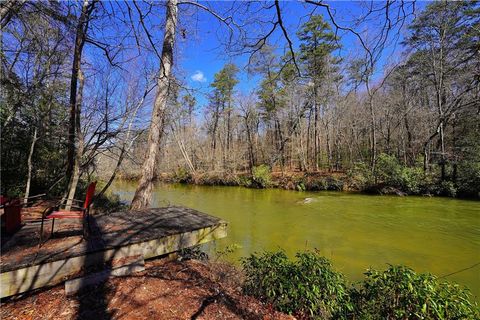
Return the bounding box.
[194,172,240,186]
[237,174,252,187]
[172,167,192,183]
[348,161,375,189]
[242,252,479,320]
[325,176,344,191]
[374,154,427,195]
[353,265,479,319]
[457,160,480,198]
[398,166,423,194]
[376,153,402,186]
[439,180,457,197]
[318,178,330,190]
[417,173,435,195]
[251,164,272,188]
[308,178,329,191]
[242,250,352,318]
[296,181,306,191]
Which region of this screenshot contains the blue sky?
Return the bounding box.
[175,1,425,109]
[78,1,426,120]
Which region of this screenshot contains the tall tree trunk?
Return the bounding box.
[423,128,439,173]
[368,97,377,173]
[24,127,38,204]
[131,0,177,210]
[436,30,447,181]
[66,69,85,210]
[325,121,332,171]
[223,108,229,170]
[244,114,255,174]
[226,101,231,152]
[299,123,308,171]
[306,109,312,170]
[401,84,414,166]
[423,142,430,172]
[66,0,96,182]
[211,100,220,170]
[452,114,458,182]
[404,108,413,165]
[172,126,195,174]
[439,122,446,180]
[275,118,285,170]
[313,87,319,171]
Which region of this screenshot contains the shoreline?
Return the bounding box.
[111,170,479,200]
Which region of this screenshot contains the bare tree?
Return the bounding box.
[131,0,178,209]
[65,0,98,202]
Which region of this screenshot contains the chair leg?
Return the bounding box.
[39,217,45,246]
[50,218,55,238]
[87,214,92,235]
[82,216,87,239]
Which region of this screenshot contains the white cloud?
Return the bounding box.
[191,70,207,83]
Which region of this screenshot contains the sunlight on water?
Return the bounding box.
[111,181,480,300]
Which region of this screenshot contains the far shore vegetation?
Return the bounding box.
[111,151,479,199]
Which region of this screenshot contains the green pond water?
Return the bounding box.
[111,181,480,299]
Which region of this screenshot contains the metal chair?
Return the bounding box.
[39,181,96,245]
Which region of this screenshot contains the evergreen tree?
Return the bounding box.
[210,63,239,165]
[298,15,340,170]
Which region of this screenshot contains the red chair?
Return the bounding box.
[0,195,8,206]
[1,198,22,234]
[39,181,96,244]
[1,194,47,234]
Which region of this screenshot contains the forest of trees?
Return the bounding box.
[1,0,479,206]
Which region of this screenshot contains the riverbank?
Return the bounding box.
[115,167,479,199]
[4,250,477,320]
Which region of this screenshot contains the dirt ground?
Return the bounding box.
[0,258,294,320]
